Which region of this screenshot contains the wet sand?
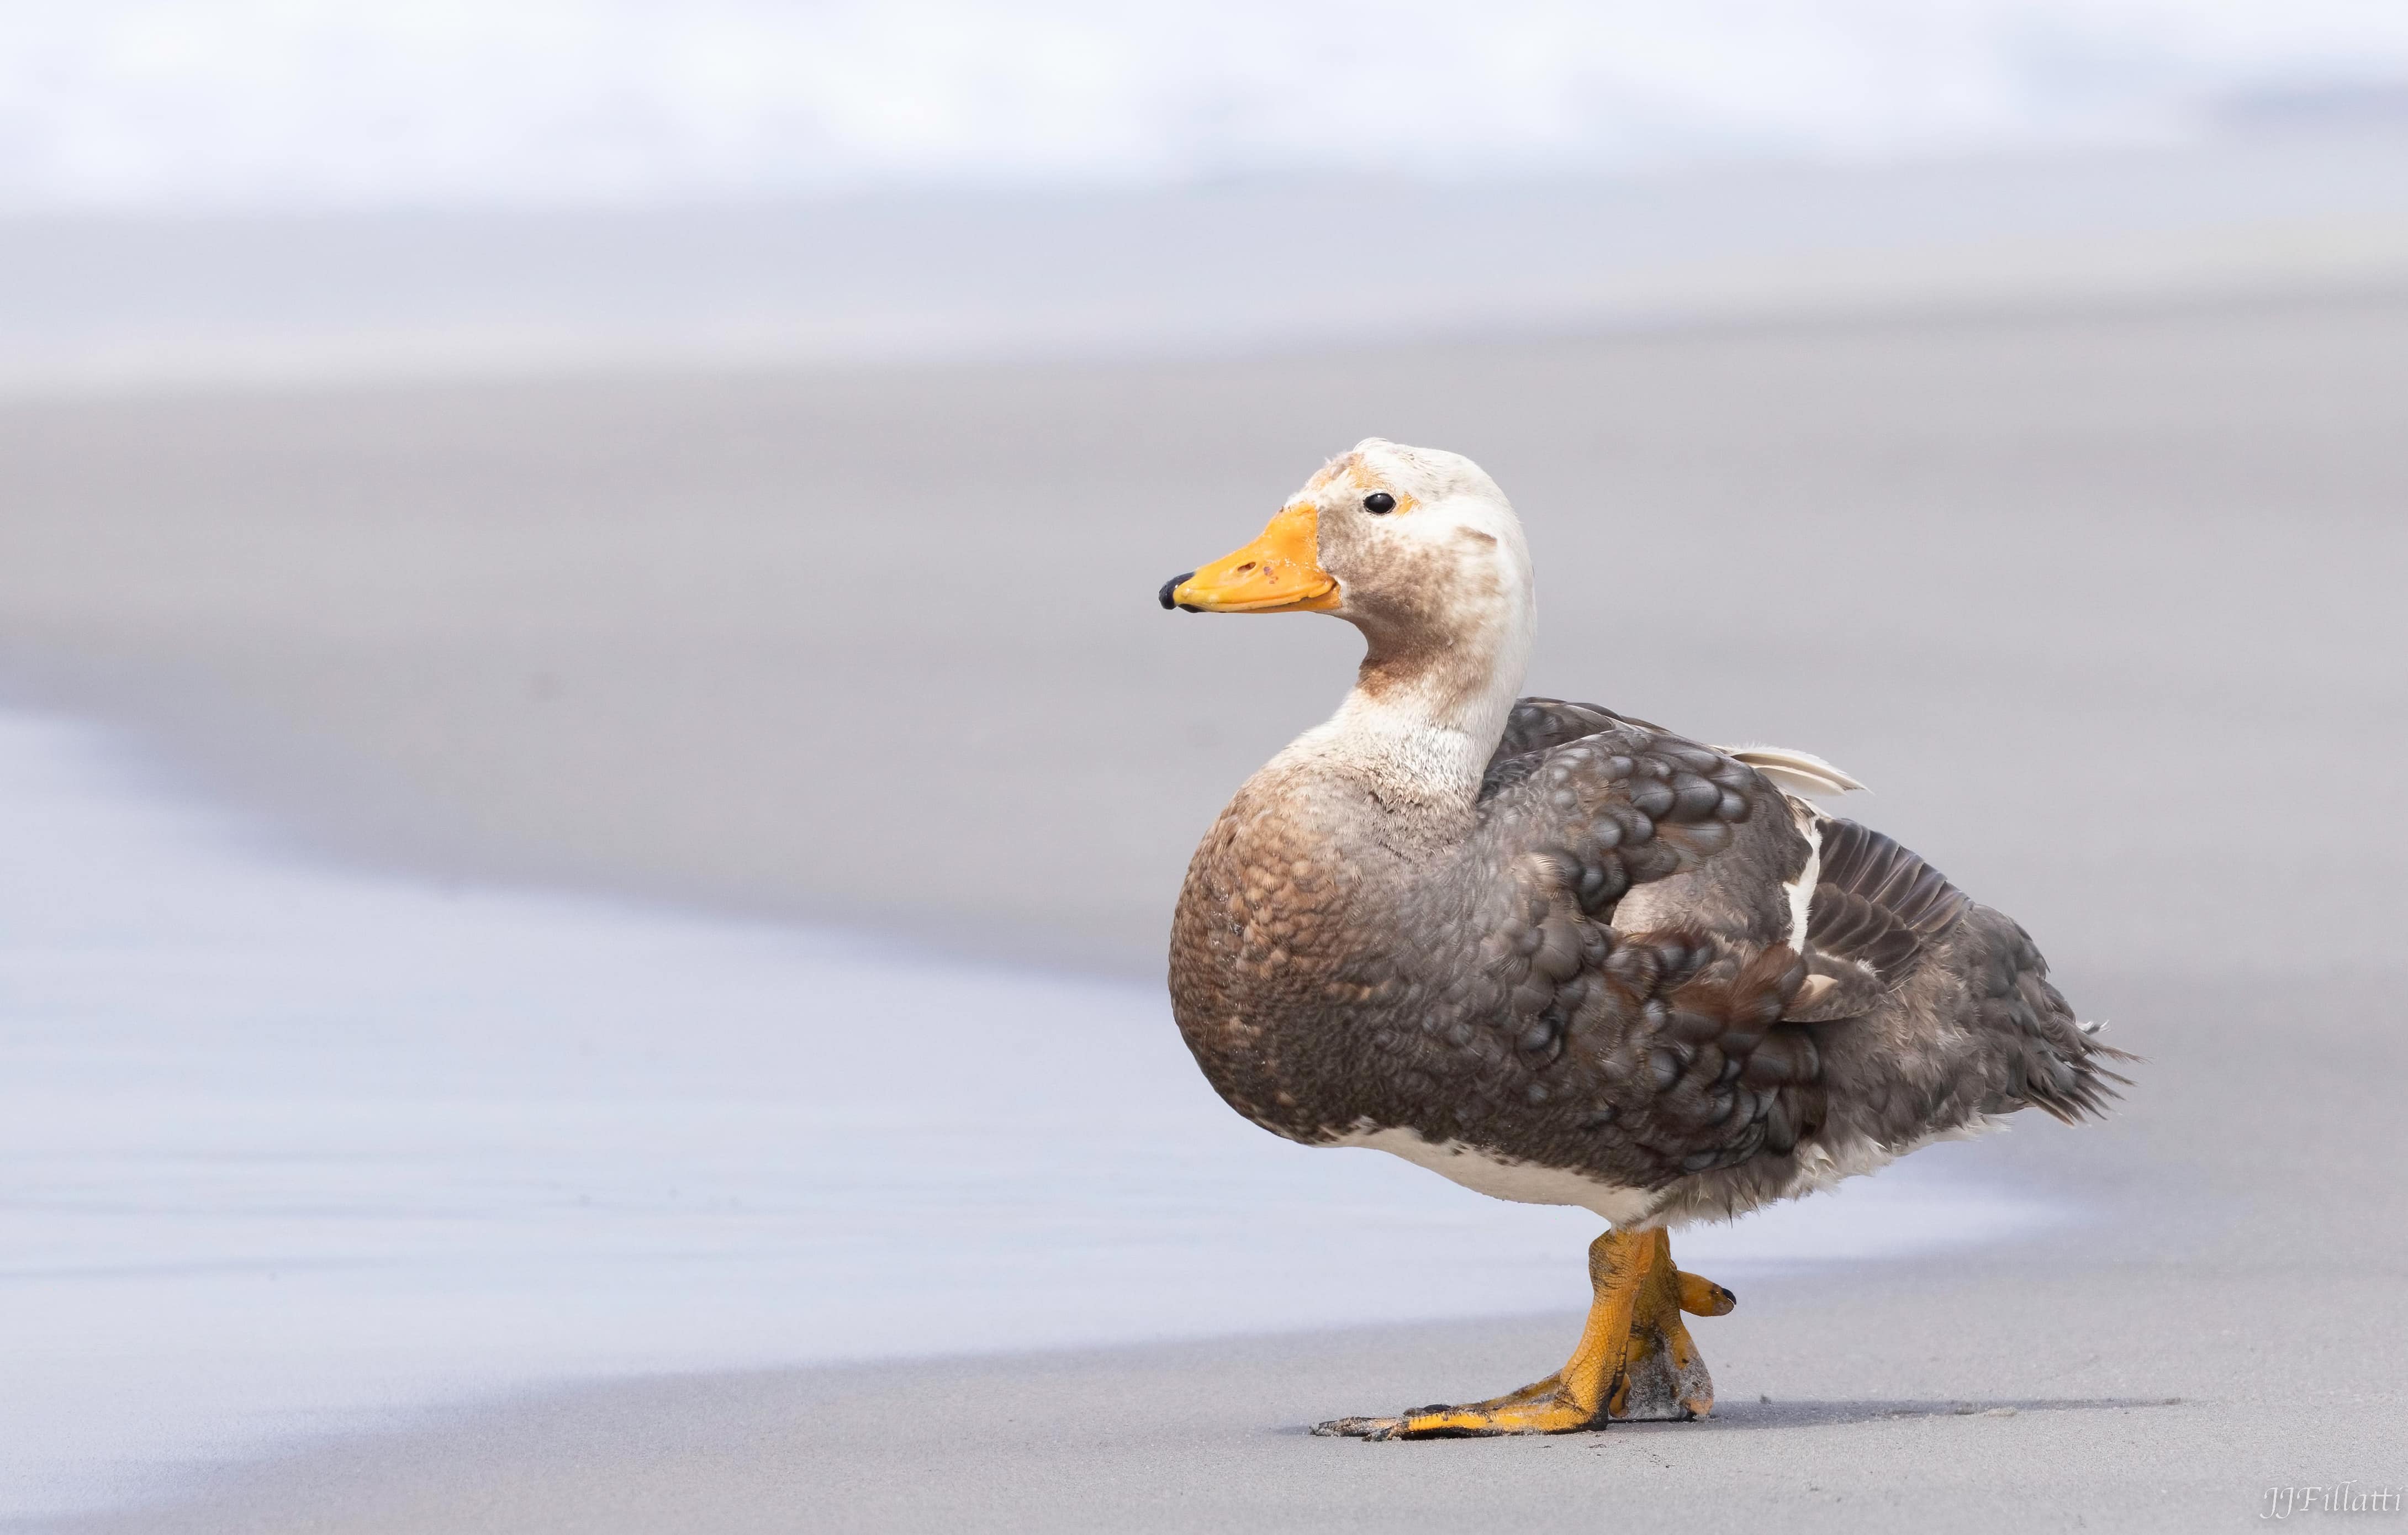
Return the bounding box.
[7,289,2407,1529]
[60,968,2408,1533]
[5,291,2404,977]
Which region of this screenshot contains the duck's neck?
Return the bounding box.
[1305,605,1535,824]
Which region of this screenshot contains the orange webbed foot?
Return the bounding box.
[1314,1230,1735,1440]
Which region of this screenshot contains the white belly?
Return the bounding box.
[1333,1124,1655,1225]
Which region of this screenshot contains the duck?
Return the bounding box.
[1159,438,2127,1440]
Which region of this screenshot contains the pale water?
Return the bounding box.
[9,2,2408,210]
[0,706,2056,1518]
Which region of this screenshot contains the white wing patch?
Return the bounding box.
[1717,743,1868,798]
[1782,804,1823,950]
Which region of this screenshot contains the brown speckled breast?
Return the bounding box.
[1168,699,2126,1215]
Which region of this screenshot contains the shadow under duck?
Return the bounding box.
[1159,438,2127,1439]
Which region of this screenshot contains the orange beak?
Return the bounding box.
[1159,504,1342,614]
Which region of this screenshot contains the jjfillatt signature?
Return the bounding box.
[2263,1484,2405,1520]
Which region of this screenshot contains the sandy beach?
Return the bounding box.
[6,286,2406,1530]
[51,966,2408,1532]
[7,291,2404,975]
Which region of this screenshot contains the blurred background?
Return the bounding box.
[9,3,2408,387]
[4,3,2407,1525]
[6,0,2407,970]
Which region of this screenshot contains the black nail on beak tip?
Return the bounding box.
[1159,572,1196,610]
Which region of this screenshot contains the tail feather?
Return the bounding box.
[1719,744,1868,798]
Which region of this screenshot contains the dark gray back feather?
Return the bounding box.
[1808,818,1972,987]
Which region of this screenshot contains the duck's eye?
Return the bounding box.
[1363,492,1396,514]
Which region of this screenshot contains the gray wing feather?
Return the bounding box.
[1457,700,1829,1179]
[1807,817,1971,987]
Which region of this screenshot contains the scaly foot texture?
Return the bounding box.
[1313,1228,1733,1439]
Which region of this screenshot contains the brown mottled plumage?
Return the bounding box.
[1171,698,2123,1219]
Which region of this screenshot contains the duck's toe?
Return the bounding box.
[1313,1373,1595,1439]
[1318,1397,1600,1439]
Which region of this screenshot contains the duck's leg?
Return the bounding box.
[1314,1228,1733,1439]
[1609,1232,1732,1421]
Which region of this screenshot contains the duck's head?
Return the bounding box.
[1159,439,1534,669]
